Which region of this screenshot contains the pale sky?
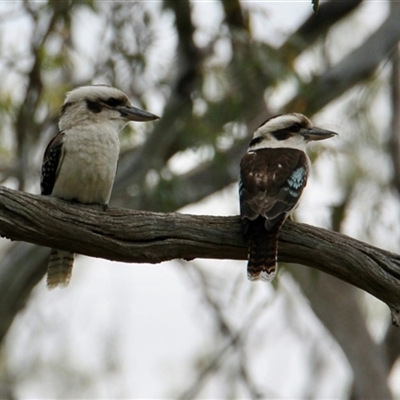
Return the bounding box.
[1,1,396,398]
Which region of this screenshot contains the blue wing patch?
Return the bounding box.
[284,167,307,197]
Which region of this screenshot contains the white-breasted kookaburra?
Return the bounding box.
[41,85,159,289]
[239,113,337,282]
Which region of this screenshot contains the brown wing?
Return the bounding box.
[239,148,309,232]
[41,131,65,195]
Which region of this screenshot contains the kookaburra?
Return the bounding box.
[239,113,337,282]
[41,85,159,289]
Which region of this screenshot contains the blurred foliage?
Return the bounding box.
[0,0,399,398]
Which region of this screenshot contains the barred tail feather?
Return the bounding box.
[247,216,285,282]
[47,249,75,289]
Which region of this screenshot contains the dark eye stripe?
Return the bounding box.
[104,97,124,107]
[271,128,292,141]
[249,136,263,147]
[86,99,102,113]
[271,123,304,140]
[291,123,302,132]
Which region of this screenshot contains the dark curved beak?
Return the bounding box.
[117,105,160,122]
[300,127,338,141]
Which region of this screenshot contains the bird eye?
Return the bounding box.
[104,98,122,107]
[292,123,302,132]
[86,99,102,113]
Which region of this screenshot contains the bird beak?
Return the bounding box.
[117,105,160,122]
[301,127,338,141]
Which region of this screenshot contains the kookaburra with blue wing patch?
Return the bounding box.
[239,113,337,282]
[41,85,159,289]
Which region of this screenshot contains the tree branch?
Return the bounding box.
[0,242,48,344]
[126,7,400,213]
[293,269,393,399]
[113,0,202,199]
[280,0,363,60]
[286,3,400,115]
[0,186,400,325]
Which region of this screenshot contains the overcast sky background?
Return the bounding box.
[1,1,398,398]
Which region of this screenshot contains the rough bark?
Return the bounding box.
[294,269,392,399]
[0,186,399,326]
